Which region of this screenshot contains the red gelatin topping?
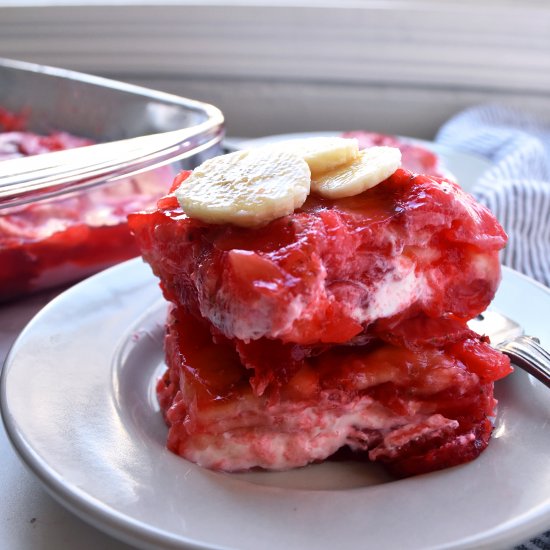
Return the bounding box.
[130,169,506,345]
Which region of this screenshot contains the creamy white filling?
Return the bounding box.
[206,259,328,341]
[177,395,457,472]
[353,256,430,323]
[470,251,494,279]
[208,252,431,341]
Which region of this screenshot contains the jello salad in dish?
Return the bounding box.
[0,107,173,301]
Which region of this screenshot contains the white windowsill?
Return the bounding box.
[0,1,548,137]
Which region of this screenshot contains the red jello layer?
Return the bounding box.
[129,168,507,345]
[158,306,511,476]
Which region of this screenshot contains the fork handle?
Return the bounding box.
[498,336,550,388]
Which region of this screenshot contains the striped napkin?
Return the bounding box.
[438,105,550,549]
[436,104,550,289]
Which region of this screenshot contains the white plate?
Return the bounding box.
[1,259,549,550]
[233,132,492,193]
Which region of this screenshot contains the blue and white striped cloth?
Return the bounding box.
[437,104,550,289]
[438,105,550,550]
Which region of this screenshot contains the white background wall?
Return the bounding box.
[1,1,549,138]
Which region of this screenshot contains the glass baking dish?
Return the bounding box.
[0,58,224,302]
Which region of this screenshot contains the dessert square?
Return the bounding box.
[129,138,511,476]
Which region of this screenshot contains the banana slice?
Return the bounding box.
[174,148,311,227]
[262,137,359,177]
[312,146,401,199]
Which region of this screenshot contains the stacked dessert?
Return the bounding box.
[129,137,511,477]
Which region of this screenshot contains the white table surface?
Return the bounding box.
[0,289,135,550]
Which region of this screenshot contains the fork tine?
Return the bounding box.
[467,310,524,344]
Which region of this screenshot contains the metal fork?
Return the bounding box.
[469,311,550,388]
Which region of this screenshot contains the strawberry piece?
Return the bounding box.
[448,336,513,382]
